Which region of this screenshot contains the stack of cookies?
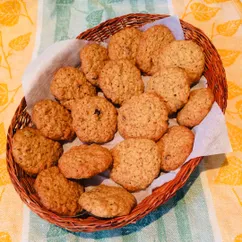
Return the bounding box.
[12,24,214,219]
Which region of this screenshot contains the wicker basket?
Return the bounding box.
[6,14,227,232]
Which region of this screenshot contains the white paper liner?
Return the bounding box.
[22,16,232,204]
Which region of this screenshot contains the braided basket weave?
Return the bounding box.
[6,14,227,232]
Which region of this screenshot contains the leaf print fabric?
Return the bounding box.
[0,1,21,26]
[9,33,32,51]
[217,49,241,67]
[190,3,220,21]
[216,20,242,36]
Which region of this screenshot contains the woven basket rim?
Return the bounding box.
[6,13,227,232]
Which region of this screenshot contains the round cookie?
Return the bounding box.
[157,126,194,171]
[32,99,75,141]
[136,25,175,75]
[118,92,169,141]
[80,43,109,86]
[147,67,190,114]
[72,96,117,143]
[99,60,144,105]
[79,185,136,218]
[12,127,63,175]
[108,27,142,64]
[152,40,205,85]
[50,66,96,110]
[110,138,161,192]
[34,167,84,216]
[177,88,214,128]
[58,144,113,179]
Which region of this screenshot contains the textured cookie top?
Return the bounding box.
[32,100,75,141]
[118,92,169,141]
[110,138,161,192]
[79,185,136,218]
[152,40,205,85]
[34,167,84,216]
[72,96,117,143]
[147,67,190,114]
[157,126,194,171]
[177,88,214,128]
[50,66,96,110]
[12,127,63,175]
[58,144,113,179]
[99,60,144,105]
[108,27,142,64]
[136,25,175,75]
[80,43,109,86]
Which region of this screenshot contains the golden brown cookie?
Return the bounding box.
[12,128,63,175]
[118,92,169,141]
[32,99,75,141]
[152,40,205,85]
[34,167,84,216]
[58,144,113,179]
[79,185,136,218]
[108,27,142,64]
[147,67,190,114]
[136,25,175,75]
[50,66,96,110]
[99,60,144,105]
[110,139,161,192]
[157,126,194,171]
[80,43,109,86]
[72,96,117,143]
[177,88,214,128]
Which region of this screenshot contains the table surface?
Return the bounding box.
[0,0,242,241]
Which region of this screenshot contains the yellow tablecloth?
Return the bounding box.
[0,1,241,241]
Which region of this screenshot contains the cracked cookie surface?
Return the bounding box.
[136,25,175,75]
[99,59,144,105]
[34,167,84,216]
[58,144,112,179]
[80,44,109,86]
[147,67,190,114]
[32,99,75,141]
[50,66,96,110]
[12,127,63,175]
[177,88,214,127]
[152,40,205,85]
[110,138,161,192]
[108,27,142,64]
[72,96,117,143]
[157,126,194,171]
[79,185,136,218]
[118,92,168,141]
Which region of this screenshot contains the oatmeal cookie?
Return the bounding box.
[110,138,161,192]
[34,167,84,216]
[136,25,175,75]
[157,126,194,171]
[118,92,168,141]
[72,96,117,143]
[12,127,63,175]
[108,27,142,64]
[79,185,136,218]
[50,66,96,110]
[80,43,109,86]
[58,144,112,179]
[32,99,75,141]
[152,40,205,85]
[99,60,144,105]
[177,88,214,127]
[147,67,190,114]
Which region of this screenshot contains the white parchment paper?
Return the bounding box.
[22,16,232,203]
